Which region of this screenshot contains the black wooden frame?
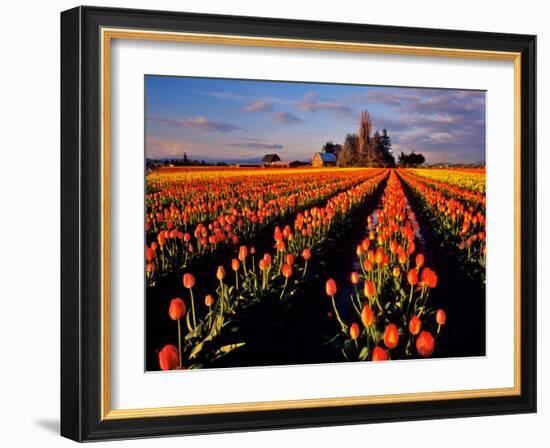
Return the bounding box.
[61,6,537,442]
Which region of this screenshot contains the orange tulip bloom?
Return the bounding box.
[426,270,438,289]
[281,263,293,279]
[363,259,373,272]
[238,245,248,261]
[216,266,226,280]
[383,323,399,349]
[416,331,435,357]
[302,248,311,260]
[407,269,418,286]
[231,258,240,271]
[409,315,422,335]
[350,323,360,340]
[286,253,295,265]
[374,247,385,265]
[361,304,374,328]
[182,273,195,289]
[392,266,401,277]
[367,250,375,263]
[157,232,166,246]
[158,344,179,370]
[205,294,215,307]
[436,309,447,325]
[325,278,337,296]
[415,253,425,268]
[372,346,388,361]
[145,246,155,262]
[364,280,376,299]
[168,298,186,321]
[350,271,360,285]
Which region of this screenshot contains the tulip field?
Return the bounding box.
[145,166,486,371]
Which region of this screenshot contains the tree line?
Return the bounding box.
[322,109,425,168]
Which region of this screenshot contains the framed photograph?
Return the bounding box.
[60,6,536,441]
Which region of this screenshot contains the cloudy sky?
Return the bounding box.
[145,75,486,164]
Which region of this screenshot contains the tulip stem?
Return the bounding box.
[177,319,182,368]
[280,277,288,300]
[331,295,348,333]
[219,280,225,313]
[189,288,197,329]
[302,260,308,278]
[406,284,413,318]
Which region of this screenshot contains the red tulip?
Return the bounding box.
[281,263,293,279]
[363,259,373,272]
[205,294,215,307]
[157,232,166,246]
[426,270,438,289]
[168,298,186,320]
[350,323,360,340]
[182,273,195,289]
[350,271,360,285]
[231,258,240,271]
[374,247,385,265]
[407,269,418,286]
[416,331,435,357]
[286,253,295,265]
[238,245,248,261]
[383,323,399,349]
[365,250,373,263]
[145,246,155,262]
[158,344,179,370]
[372,346,388,361]
[302,248,311,260]
[409,315,422,335]
[364,280,376,299]
[436,309,447,325]
[325,278,337,296]
[361,304,374,328]
[415,253,425,268]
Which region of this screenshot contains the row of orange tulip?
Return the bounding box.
[397,170,486,270]
[145,169,384,285]
[156,170,390,369]
[326,170,446,362]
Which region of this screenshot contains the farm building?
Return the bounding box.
[261,154,281,166]
[311,152,337,167]
[271,160,307,168]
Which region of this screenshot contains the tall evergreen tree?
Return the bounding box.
[358,110,372,164]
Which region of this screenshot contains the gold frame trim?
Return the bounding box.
[100,28,522,421]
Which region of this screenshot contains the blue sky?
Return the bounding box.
[145,76,486,164]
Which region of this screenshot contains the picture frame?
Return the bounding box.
[60,5,537,441]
